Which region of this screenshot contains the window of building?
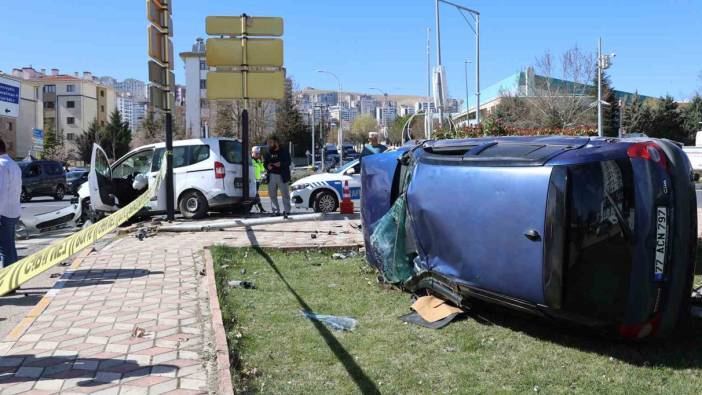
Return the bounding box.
[101,105,105,113]
[8,122,12,131]
[66,84,75,93]
[43,85,56,93]
[199,60,207,70]
[200,79,207,89]
[66,133,75,141]
[67,117,75,125]
[67,101,75,108]
[101,120,105,126]
[100,90,105,97]
[200,99,209,109]
[45,101,55,109]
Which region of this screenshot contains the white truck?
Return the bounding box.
[683,131,702,181]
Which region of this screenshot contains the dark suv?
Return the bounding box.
[19,160,68,202]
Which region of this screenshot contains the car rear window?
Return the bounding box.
[562,159,635,322]
[219,140,242,164]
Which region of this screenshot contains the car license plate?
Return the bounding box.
[654,207,667,280]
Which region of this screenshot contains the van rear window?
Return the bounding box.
[219,140,243,164]
[563,159,635,322]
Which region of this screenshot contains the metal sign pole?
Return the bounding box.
[165,110,174,221]
[241,14,250,207]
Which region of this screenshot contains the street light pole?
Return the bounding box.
[317,70,343,165]
[475,12,480,125]
[426,27,432,98]
[309,109,315,169]
[434,0,444,127]
[464,59,471,118]
[597,38,603,137]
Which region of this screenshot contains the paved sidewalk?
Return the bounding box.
[0,218,362,394]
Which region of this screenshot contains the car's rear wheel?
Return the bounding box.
[313,190,338,213]
[179,190,209,219]
[20,188,31,203]
[54,185,65,201]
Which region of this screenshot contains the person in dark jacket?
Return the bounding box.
[263,135,292,217]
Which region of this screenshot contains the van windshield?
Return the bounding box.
[563,159,635,322]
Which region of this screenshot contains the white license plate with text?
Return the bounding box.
[654,207,667,279]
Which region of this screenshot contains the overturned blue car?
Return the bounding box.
[361,136,697,339]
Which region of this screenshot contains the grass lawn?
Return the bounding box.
[212,246,702,394]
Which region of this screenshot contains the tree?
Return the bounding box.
[492,94,536,130]
[531,46,597,129]
[276,78,309,156]
[74,119,102,164]
[350,116,378,144]
[133,111,162,146]
[647,95,689,144]
[101,109,132,160]
[214,102,237,137]
[682,94,702,138]
[387,115,409,145]
[620,92,653,133]
[42,125,66,161]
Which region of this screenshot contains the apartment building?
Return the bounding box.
[12,67,116,151]
[0,73,43,157]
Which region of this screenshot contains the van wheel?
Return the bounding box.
[313,190,338,213]
[179,191,208,219]
[21,189,31,203]
[54,185,65,201]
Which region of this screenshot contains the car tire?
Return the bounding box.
[20,188,31,203]
[179,190,209,220]
[54,185,65,201]
[313,190,338,213]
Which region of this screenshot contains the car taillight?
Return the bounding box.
[618,313,661,339]
[627,142,668,171]
[214,161,225,179]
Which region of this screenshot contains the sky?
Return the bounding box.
[1,0,701,102]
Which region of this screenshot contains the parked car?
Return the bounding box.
[66,168,89,195]
[290,159,361,213]
[19,160,67,202]
[79,137,256,219]
[362,136,697,339]
[342,143,361,160]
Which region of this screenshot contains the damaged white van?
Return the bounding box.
[78,138,256,219]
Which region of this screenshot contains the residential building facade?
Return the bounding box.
[0,73,43,157]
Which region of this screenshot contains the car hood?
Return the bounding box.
[292,172,345,186]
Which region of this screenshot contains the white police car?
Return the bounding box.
[290,159,361,213]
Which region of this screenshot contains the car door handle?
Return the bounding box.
[524,229,541,241]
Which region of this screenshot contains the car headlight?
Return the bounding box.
[291,183,310,191]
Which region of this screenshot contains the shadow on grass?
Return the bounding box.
[244,227,380,395]
[467,303,702,369]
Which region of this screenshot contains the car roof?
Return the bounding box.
[133,137,241,150]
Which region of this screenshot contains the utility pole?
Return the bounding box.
[426,28,431,97]
[434,0,444,127]
[475,12,480,125]
[309,109,315,168]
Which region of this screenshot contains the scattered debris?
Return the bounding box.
[311,234,317,239]
[49,273,61,278]
[131,326,146,338]
[240,268,246,275]
[399,311,461,329]
[59,261,70,266]
[199,269,206,276]
[332,253,347,260]
[300,310,357,331]
[220,265,230,270]
[228,280,256,289]
[407,295,465,327]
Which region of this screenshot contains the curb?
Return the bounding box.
[2,247,93,344]
[204,248,235,395]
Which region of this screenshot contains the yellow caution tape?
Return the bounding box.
[0,162,165,296]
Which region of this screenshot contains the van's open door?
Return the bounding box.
[88,143,116,211]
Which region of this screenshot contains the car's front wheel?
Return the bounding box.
[313,190,338,213]
[179,190,209,219]
[54,185,65,201]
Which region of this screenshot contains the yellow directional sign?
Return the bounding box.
[207,71,285,100]
[206,38,283,67]
[206,16,283,36]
